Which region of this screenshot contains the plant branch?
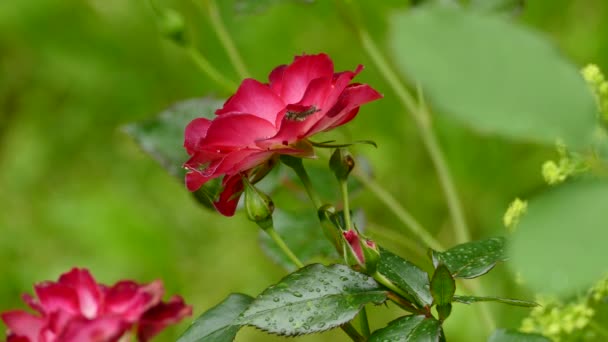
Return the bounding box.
[352,169,444,251]
[186,46,237,92]
[358,306,371,338]
[340,322,366,342]
[340,180,353,230]
[203,0,250,79]
[265,227,304,268]
[357,28,471,244]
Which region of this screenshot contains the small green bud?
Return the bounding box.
[159,9,187,46]
[541,160,568,185]
[243,180,274,230]
[330,148,355,181]
[503,197,527,232]
[361,238,380,275]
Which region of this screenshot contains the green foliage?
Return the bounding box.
[453,295,537,308]
[124,97,222,178]
[178,293,253,342]
[259,209,338,271]
[488,329,550,342]
[389,5,597,147]
[238,264,387,336]
[369,315,445,342]
[377,248,433,308]
[511,180,608,295]
[430,264,455,320]
[431,237,507,279]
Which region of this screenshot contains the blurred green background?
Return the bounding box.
[1,0,607,341]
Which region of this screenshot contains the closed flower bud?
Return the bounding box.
[330,148,355,181]
[342,229,379,274]
[244,181,274,230]
[159,9,187,46]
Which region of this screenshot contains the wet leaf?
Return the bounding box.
[369,315,445,342]
[430,264,455,320]
[238,264,387,336]
[378,248,433,307]
[431,237,507,279]
[178,293,253,342]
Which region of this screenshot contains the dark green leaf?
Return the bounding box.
[369,315,445,342]
[259,209,338,271]
[453,295,538,307]
[378,248,433,308]
[178,293,253,342]
[431,237,507,279]
[390,6,596,147]
[430,264,455,320]
[488,329,550,342]
[238,264,387,336]
[510,180,608,295]
[124,97,223,178]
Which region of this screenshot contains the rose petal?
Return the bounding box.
[57,268,102,319]
[1,310,45,341]
[137,296,192,342]
[102,280,164,323]
[184,118,212,155]
[308,83,382,135]
[280,54,334,104]
[59,316,127,342]
[213,174,245,217]
[185,171,213,192]
[215,79,285,124]
[268,64,287,95]
[34,282,80,315]
[202,113,277,149]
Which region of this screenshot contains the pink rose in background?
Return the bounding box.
[184,53,382,216]
[1,268,192,342]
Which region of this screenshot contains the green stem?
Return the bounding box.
[186,46,237,92]
[265,227,304,268]
[204,0,250,79]
[357,28,471,244]
[341,323,366,342]
[352,170,444,251]
[340,180,353,230]
[373,271,415,306]
[386,292,423,315]
[283,157,323,209]
[358,306,371,338]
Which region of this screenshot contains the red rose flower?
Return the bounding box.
[1,268,192,342]
[184,53,382,216]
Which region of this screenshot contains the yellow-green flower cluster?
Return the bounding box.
[503,197,527,232]
[540,141,587,186]
[581,64,608,123]
[588,274,608,302]
[521,296,594,341]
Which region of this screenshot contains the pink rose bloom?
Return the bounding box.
[184,53,382,216]
[1,268,192,342]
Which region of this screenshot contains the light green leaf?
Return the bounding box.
[178,293,253,342]
[377,248,433,308]
[259,209,338,271]
[124,97,225,208]
[369,315,445,342]
[238,264,386,336]
[431,237,507,279]
[124,97,223,178]
[488,329,551,342]
[390,5,596,147]
[510,180,608,295]
[453,295,537,307]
